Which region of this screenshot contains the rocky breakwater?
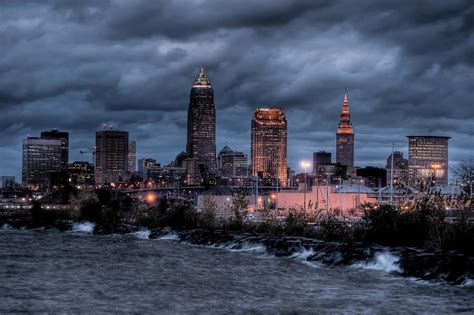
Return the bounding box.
[150,228,474,285]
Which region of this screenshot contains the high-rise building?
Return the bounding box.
[407,136,450,186]
[386,151,409,185]
[313,151,332,174]
[22,137,61,188]
[40,129,69,170]
[128,140,136,173]
[95,130,129,185]
[336,93,354,167]
[186,67,217,175]
[251,108,288,187]
[218,145,248,178]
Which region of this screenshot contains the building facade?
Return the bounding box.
[68,161,94,187]
[186,67,217,176]
[386,151,409,185]
[336,93,354,167]
[40,129,69,171]
[251,108,288,187]
[128,140,136,174]
[138,158,159,181]
[22,137,62,188]
[218,145,248,178]
[95,130,129,186]
[313,151,332,174]
[407,136,450,186]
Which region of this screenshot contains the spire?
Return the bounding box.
[193,66,211,87]
[337,89,353,134]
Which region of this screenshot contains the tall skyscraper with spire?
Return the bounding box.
[186,67,217,176]
[336,91,354,167]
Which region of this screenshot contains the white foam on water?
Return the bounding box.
[2,223,12,230]
[71,222,95,234]
[460,279,474,287]
[132,229,151,240]
[156,231,180,241]
[227,242,267,254]
[354,251,401,273]
[290,248,316,260]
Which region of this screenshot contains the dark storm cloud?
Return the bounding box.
[0,0,473,179]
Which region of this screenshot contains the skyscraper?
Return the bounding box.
[407,136,450,186]
[22,137,61,188]
[336,93,354,167]
[128,140,136,173]
[40,129,69,170]
[186,67,217,175]
[251,108,288,187]
[95,130,129,185]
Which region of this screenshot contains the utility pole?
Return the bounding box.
[390,143,395,206]
[339,176,343,220]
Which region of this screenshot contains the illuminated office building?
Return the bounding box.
[407,136,449,186]
[251,108,287,187]
[95,130,129,185]
[186,67,217,175]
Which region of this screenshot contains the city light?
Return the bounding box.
[145,193,157,204]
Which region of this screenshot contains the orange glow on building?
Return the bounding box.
[336,92,355,167]
[251,108,288,187]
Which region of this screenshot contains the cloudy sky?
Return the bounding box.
[1,0,473,179]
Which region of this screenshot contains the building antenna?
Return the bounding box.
[345,86,348,95]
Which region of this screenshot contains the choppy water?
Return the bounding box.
[1,228,473,313]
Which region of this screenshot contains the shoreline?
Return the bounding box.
[2,220,473,286]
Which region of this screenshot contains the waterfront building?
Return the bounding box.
[313,151,332,174]
[407,136,450,186]
[68,161,94,187]
[128,140,136,174]
[95,130,129,186]
[40,129,69,170]
[356,166,387,188]
[386,151,409,185]
[251,108,288,187]
[336,93,354,167]
[22,137,61,188]
[186,67,217,175]
[218,145,248,178]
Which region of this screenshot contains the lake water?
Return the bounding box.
[1,228,473,313]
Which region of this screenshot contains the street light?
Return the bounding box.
[301,161,310,212]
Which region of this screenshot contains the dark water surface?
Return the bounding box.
[0,228,473,314]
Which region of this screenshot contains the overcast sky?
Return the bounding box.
[1,0,473,179]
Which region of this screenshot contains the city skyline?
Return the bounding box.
[1,1,473,179]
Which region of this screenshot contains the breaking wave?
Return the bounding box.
[71,222,95,234]
[354,251,401,273]
[460,279,474,287]
[226,242,267,254]
[156,231,180,241]
[132,229,151,240]
[290,248,316,260]
[2,223,12,230]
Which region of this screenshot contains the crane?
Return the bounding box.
[80,146,96,164]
